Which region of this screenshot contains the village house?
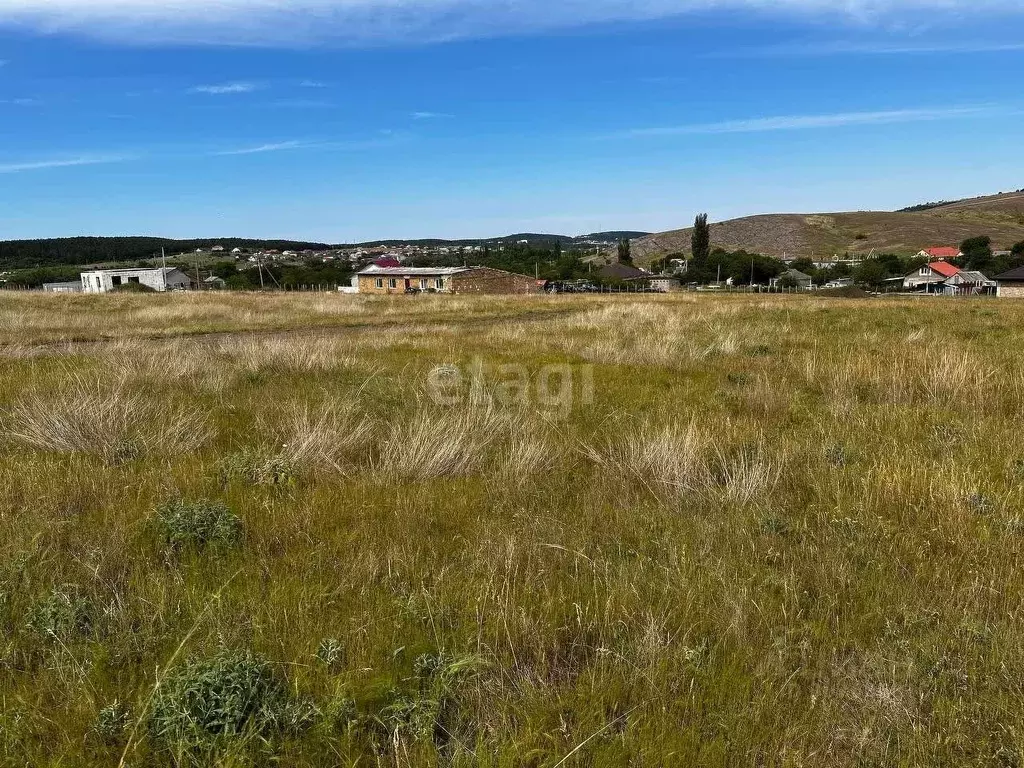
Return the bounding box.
[597,263,649,282]
[770,268,814,290]
[917,247,962,261]
[942,270,998,296]
[80,267,195,294]
[356,265,541,295]
[994,266,1024,298]
[903,261,961,291]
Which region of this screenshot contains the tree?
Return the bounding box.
[691,214,711,263]
[617,239,632,264]
[1012,240,1024,257]
[960,235,993,272]
[853,259,889,288]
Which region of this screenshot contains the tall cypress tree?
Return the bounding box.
[691,213,711,263]
[617,239,632,264]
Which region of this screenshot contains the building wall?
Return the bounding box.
[357,274,452,295]
[80,269,190,293]
[450,268,540,295]
[999,283,1024,298]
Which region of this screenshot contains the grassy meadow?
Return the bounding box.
[1,291,1024,766]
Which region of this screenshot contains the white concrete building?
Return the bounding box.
[80,268,194,294]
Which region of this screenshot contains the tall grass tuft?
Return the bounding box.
[4,385,213,463]
[376,404,507,480]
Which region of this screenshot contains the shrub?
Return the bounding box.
[26,587,93,640]
[93,701,131,742]
[112,282,157,293]
[153,500,243,551]
[316,638,345,669]
[149,649,289,753]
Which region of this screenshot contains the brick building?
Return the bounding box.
[356,265,541,295]
[994,266,1024,298]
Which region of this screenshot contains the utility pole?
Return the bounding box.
[193,250,202,292]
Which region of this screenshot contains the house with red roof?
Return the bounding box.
[903,261,961,291]
[916,246,962,261]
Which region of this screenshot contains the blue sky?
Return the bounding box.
[0,1,1022,242]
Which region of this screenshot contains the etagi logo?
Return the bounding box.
[427,357,594,415]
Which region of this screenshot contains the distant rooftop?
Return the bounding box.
[358,265,471,276]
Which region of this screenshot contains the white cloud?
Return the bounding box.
[0,1,1019,45]
[190,82,259,94]
[619,105,1009,137]
[214,140,309,155]
[0,154,132,174]
[412,111,452,119]
[720,40,1024,57]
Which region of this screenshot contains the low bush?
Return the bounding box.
[153,499,243,552]
[149,649,290,755]
[26,587,93,640]
[93,701,131,743]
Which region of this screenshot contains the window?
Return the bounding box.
[920,267,930,276]
[128,276,140,284]
[435,278,445,290]
[375,278,384,289]
[112,276,123,286]
[420,278,429,290]
[94,276,102,290]
[388,278,397,289]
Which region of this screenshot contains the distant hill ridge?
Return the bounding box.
[0,231,651,270]
[632,190,1024,263]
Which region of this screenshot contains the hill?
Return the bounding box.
[0,237,332,271]
[632,191,1024,263]
[0,231,651,270]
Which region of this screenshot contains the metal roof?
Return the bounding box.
[79,267,185,276]
[927,261,960,278]
[995,266,1024,281]
[357,266,470,276]
[948,270,996,285]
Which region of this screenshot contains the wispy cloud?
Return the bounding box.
[618,105,1009,138]
[299,80,329,88]
[719,40,1024,57]
[0,154,132,174]
[190,82,259,95]
[213,140,310,156]
[212,133,408,156]
[412,111,453,120]
[0,97,40,106]
[0,1,1021,46]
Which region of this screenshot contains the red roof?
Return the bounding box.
[928,261,961,278]
[374,256,402,268]
[925,247,960,259]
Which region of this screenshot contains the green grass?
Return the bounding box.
[1,292,1024,765]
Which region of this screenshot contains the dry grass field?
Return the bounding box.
[2,291,1024,766]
